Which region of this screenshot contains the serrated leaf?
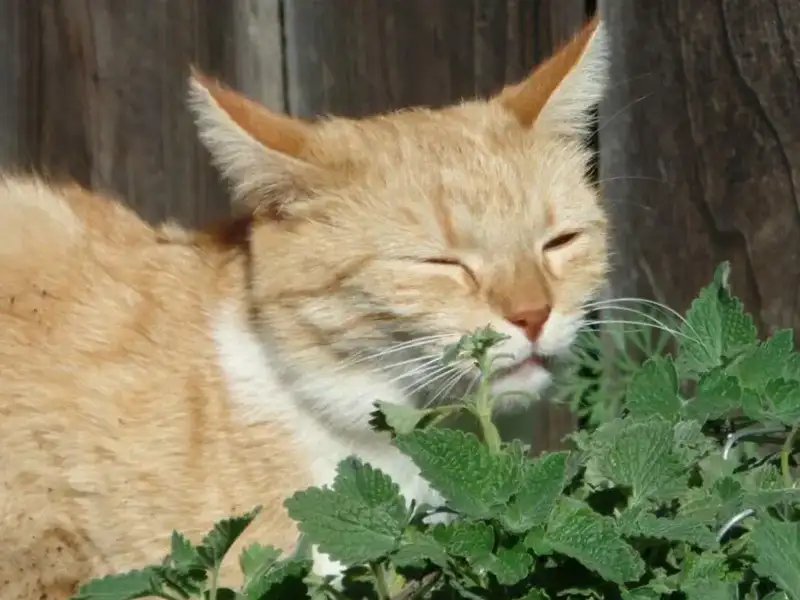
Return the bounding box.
[682,581,738,600]
[169,532,201,569]
[239,543,281,590]
[196,506,261,569]
[678,262,757,376]
[284,457,408,565]
[394,429,522,519]
[71,568,166,600]
[539,498,645,585]
[750,519,800,600]
[673,419,716,466]
[501,451,569,533]
[623,589,663,600]
[431,520,494,564]
[728,329,794,389]
[240,556,311,600]
[683,370,742,422]
[618,509,717,549]
[514,592,550,600]
[369,401,436,436]
[678,487,723,523]
[589,419,686,505]
[625,356,681,421]
[486,542,533,586]
[393,528,449,568]
[747,378,800,425]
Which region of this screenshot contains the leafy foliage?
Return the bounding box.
[73,262,800,599]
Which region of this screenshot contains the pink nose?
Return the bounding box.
[507,306,551,341]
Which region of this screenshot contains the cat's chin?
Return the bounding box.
[487,359,552,412]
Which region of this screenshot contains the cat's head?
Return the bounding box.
[188,17,609,424]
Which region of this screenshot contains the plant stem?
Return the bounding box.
[781,423,799,488]
[371,562,392,600]
[391,571,441,600]
[473,356,502,453]
[207,566,219,600]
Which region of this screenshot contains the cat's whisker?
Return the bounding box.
[582,296,704,345]
[595,174,666,186]
[385,361,446,388]
[579,304,697,344]
[583,296,688,326]
[339,354,438,378]
[337,334,459,370]
[424,369,466,409]
[400,365,459,398]
[579,318,691,342]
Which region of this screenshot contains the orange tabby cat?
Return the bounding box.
[0,17,608,598]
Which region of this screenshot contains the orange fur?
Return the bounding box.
[0,18,609,597]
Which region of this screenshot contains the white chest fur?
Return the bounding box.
[211,306,441,575]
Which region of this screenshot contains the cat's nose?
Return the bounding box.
[507,306,551,341]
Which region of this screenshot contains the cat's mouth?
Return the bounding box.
[491,352,552,380]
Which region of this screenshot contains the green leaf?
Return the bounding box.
[431,520,494,565]
[682,581,738,600]
[678,262,757,376]
[394,429,522,519]
[284,457,408,565]
[588,419,686,505]
[683,370,742,422]
[71,568,166,600]
[623,588,663,600]
[196,506,261,569]
[672,419,716,465]
[745,378,800,425]
[169,532,201,569]
[625,356,681,421]
[239,555,311,600]
[393,529,449,568]
[537,498,645,585]
[368,401,436,436]
[728,329,794,389]
[501,451,569,533]
[486,542,534,586]
[617,508,717,549]
[750,518,800,600]
[239,542,281,589]
[514,592,551,600]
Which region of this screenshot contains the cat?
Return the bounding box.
[0,15,609,599]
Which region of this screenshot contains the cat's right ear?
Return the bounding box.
[187,68,325,218]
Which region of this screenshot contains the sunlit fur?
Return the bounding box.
[0,18,609,597]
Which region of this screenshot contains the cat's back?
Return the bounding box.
[0,176,168,367]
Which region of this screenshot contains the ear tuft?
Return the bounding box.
[498,16,609,136]
[187,67,321,216]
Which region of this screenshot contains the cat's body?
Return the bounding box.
[0,17,609,598]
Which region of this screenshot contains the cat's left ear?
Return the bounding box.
[496,16,608,136]
[186,68,329,218]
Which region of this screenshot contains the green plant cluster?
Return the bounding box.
[72,263,800,599]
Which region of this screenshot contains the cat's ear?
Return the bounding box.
[187,68,325,217]
[496,16,608,136]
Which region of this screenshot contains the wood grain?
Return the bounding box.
[283,0,591,118]
[0,0,285,227]
[599,0,800,339]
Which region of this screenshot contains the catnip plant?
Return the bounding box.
[73,263,800,600]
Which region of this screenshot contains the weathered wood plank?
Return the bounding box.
[599,0,800,338]
[0,0,32,168]
[1,0,285,226]
[283,0,589,118]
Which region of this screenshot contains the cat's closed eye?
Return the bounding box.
[542,231,581,252]
[421,257,478,285]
